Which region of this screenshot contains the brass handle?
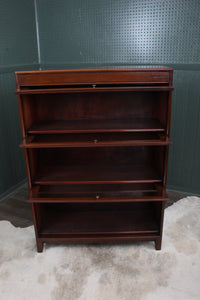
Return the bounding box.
[94,139,98,144]
[92,84,96,88]
[96,195,100,199]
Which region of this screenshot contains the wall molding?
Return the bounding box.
[0,64,40,74]
[1,63,199,74]
[0,179,27,202]
[34,0,41,65]
[39,63,200,71]
[167,185,200,197]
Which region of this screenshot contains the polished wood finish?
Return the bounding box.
[0,185,187,228]
[15,67,173,252]
[28,183,167,203]
[15,68,171,87]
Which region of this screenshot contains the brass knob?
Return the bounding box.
[94,139,98,144]
[92,84,96,88]
[96,195,100,199]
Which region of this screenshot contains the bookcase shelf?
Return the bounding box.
[15,67,173,252]
[27,118,165,134]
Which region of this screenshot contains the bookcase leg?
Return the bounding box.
[37,240,44,253]
[155,238,162,250]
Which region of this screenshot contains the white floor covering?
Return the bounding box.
[0,196,199,300]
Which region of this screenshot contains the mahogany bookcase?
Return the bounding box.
[15,67,173,252]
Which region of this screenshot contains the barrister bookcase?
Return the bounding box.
[15,67,173,252]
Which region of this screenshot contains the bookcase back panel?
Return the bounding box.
[27,146,165,185]
[20,91,169,134]
[23,92,155,119]
[36,146,162,165]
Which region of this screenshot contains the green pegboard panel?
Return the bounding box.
[37,0,200,65]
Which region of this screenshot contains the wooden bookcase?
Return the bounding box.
[15,67,173,252]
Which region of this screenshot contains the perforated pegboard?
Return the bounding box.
[37,0,200,65]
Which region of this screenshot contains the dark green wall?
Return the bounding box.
[168,70,200,194]
[0,0,38,68]
[35,0,200,194]
[0,0,38,200]
[0,0,200,199]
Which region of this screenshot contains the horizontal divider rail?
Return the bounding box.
[28,183,167,203]
[15,86,174,94]
[20,133,171,148]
